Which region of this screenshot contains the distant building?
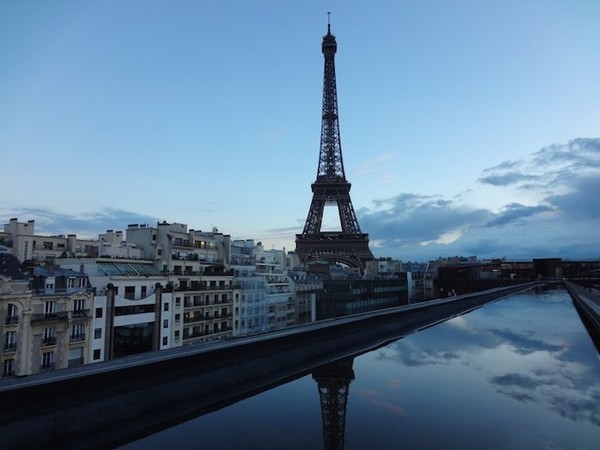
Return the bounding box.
[1,218,101,262]
[315,277,409,320]
[435,259,535,296]
[231,240,298,334]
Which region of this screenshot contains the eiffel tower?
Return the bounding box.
[295,17,374,270]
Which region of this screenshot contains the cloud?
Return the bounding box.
[480,138,600,193]
[484,203,554,228]
[357,138,600,260]
[359,193,491,246]
[546,175,600,221]
[354,152,400,176]
[0,205,160,238]
[478,172,539,187]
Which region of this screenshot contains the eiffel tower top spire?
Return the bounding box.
[318,15,344,182]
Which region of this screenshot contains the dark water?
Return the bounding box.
[123,288,600,449]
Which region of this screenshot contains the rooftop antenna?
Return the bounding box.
[327,11,331,33]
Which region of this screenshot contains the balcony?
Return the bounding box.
[70,333,86,343]
[3,343,17,353]
[41,337,57,347]
[31,312,69,323]
[5,315,18,325]
[182,326,233,340]
[72,309,91,319]
[40,363,56,372]
[176,284,236,293]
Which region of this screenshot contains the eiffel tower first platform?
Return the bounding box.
[295,19,374,271]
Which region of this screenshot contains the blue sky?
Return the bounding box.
[1,1,599,261]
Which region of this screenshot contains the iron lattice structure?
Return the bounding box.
[295,22,374,270]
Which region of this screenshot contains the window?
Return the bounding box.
[93,349,101,360]
[174,330,180,340]
[175,314,181,323]
[70,324,85,342]
[162,337,168,346]
[78,278,86,288]
[4,331,16,352]
[164,303,169,312]
[3,359,15,377]
[68,278,76,288]
[124,286,135,300]
[42,327,56,345]
[41,351,55,369]
[44,301,56,318]
[6,303,18,324]
[175,297,181,307]
[141,286,147,298]
[73,299,85,316]
[163,319,168,329]
[94,328,102,339]
[95,308,103,319]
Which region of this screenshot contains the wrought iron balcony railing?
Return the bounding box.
[41,336,57,346]
[69,333,86,343]
[31,312,69,323]
[3,343,17,353]
[5,315,19,325]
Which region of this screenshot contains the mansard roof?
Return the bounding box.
[0,253,28,280]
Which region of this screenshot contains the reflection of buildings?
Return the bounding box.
[313,358,355,450]
[316,278,408,320]
[434,258,600,296]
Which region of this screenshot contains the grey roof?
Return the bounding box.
[33,266,85,278]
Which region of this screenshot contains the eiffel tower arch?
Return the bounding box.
[295,19,374,271]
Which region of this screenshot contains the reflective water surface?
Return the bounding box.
[123,288,600,449]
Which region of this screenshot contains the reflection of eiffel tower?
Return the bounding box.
[312,358,355,450]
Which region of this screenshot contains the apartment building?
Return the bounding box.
[58,258,174,361]
[231,240,298,334]
[0,252,94,378]
[126,222,240,343]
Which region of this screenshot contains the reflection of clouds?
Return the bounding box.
[489,328,564,355]
[387,378,402,390]
[491,373,553,390]
[377,343,460,367]
[354,387,407,417]
[373,293,600,428]
[490,370,600,426]
[446,316,473,332]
